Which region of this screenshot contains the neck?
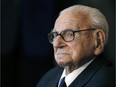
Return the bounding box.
[65,56,96,73]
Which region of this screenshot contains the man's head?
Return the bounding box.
[48,5,109,71]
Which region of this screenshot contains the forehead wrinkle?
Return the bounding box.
[73,11,92,29]
[55,11,92,31]
[54,16,81,31]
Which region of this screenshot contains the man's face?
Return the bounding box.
[53,13,96,68]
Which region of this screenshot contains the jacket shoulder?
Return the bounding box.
[85,58,115,87]
[36,66,63,87]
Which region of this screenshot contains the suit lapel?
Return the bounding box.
[69,57,105,87]
[49,67,64,87]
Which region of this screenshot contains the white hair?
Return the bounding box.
[59,5,109,44]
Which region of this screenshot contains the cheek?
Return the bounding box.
[53,46,59,56]
[72,41,95,63]
[69,43,82,61]
[70,41,90,63]
[71,45,82,61]
[54,48,56,54]
[83,38,95,54]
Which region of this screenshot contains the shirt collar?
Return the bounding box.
[58,59,94,87]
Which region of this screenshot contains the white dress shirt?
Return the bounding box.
[58,59,94,87]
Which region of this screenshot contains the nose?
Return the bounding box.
[53,36,66,48]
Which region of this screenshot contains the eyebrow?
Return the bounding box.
[52,28,80,32]
[51,29,57,32]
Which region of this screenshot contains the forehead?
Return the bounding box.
[54,12,92,31]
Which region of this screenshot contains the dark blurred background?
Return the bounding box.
[1,0,115,87]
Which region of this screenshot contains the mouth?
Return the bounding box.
[56,53,70,58]
[57,53,69,55]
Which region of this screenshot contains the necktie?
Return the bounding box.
[59,77,66,87]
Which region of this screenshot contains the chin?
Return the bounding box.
[56,60,65,67]
[57,60,71,67]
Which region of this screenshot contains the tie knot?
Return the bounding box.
[59,77,66,87]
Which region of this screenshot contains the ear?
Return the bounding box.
[94,29,106,55]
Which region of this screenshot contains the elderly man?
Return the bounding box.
[36,5,114,87]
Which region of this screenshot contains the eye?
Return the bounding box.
[48,32,58,41]
[52,32,58,37]
[61,30,74,41]
[65,31,73,37]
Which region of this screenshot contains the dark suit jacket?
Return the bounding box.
[36,57,115,87]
